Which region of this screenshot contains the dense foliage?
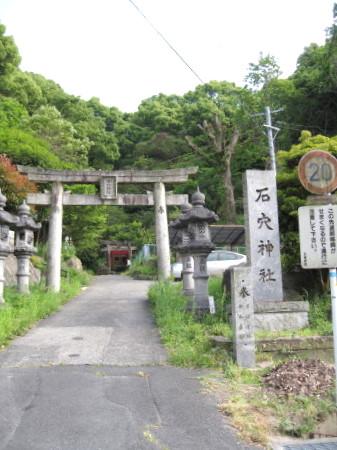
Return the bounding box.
[0,5,337,270]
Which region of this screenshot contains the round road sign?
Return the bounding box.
[298,149,337,194]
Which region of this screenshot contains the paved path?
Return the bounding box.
[0,275,256,450]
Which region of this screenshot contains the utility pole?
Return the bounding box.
[263,107,282,173]
[265,107,276,172]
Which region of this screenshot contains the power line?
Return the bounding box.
[127,0,204,84]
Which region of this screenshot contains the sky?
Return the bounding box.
[0,0,335,112]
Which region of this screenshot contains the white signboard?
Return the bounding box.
[298,205,337,268]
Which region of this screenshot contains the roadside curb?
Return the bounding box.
[270,436,337,449]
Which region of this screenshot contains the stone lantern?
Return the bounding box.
[14,201,41,293]
[0,189,18,303]
[180,188,218,315]
[170,203,194,297]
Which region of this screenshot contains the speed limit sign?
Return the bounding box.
[298,149,337,194]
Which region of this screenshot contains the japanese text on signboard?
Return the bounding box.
[299,205,337,269]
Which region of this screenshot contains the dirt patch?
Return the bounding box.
[263,359,335,397]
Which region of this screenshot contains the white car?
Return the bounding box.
[171,250,246,280]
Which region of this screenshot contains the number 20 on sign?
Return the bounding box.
[298,149,337,195]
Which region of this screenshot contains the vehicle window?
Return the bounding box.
[207,252,218,261]
[218,251,241,260]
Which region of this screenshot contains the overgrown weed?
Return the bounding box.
[218,369,336,445]
[0,269,90,347]
[148,278,231,367]
[128,256,158,280]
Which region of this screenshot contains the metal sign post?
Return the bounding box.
[298,150,337,403]
[329,268,337,401]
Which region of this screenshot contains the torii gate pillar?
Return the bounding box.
[154,182,171,280]
[47,182,63,292]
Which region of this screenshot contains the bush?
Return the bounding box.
[308,293,332,335]
[62,241,77,261]
[30,255,46,272]
[128,256,158,280]
[0,154,37,209]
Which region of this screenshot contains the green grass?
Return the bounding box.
[307,293,332,335]
[0,268,91,347]
[148,278,231,367]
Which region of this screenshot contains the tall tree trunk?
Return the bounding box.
[223,156,236,223]
[222,127,239,223]
[186,116,240,223]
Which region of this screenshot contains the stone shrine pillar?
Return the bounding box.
[0,190,18,303]
[14,201,41,294]
[243,170,283,302]
[182,255,194,296]
[231,266,255,368]
[154,182,171,280]
[47,182,63,292]
[180,205,194,296]
[192,253,211,312]
[242,170,309,331]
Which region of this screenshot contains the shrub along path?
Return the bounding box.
[0,275,256,450]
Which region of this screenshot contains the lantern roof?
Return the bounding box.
[191,187,205,206]
[16,201,41,231]
[179,189,218,224]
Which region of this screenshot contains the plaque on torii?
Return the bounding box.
[100,176,117,200]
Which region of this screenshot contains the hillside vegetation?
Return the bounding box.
[0,5,337,271]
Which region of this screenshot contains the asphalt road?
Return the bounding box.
[0,275,257,450]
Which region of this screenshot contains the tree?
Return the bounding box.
[0,24,20,85]
[0,155,36,210]
[186,115,239,222]
[0,95,28,128]
[25,105,90,166]
[133,132,190,169]
[245,53,282,90]
[133,94,184,133]
[29,73,72,111]
[62,185,108,270]
[0,127,63,168]
[287,5,337,137]
[182,81,264,223]
[49,95,121,169]
[114,119,151,169]
[2,70,45,113]
[104,207,154,248]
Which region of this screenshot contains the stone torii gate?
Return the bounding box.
[18,166,197,292]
